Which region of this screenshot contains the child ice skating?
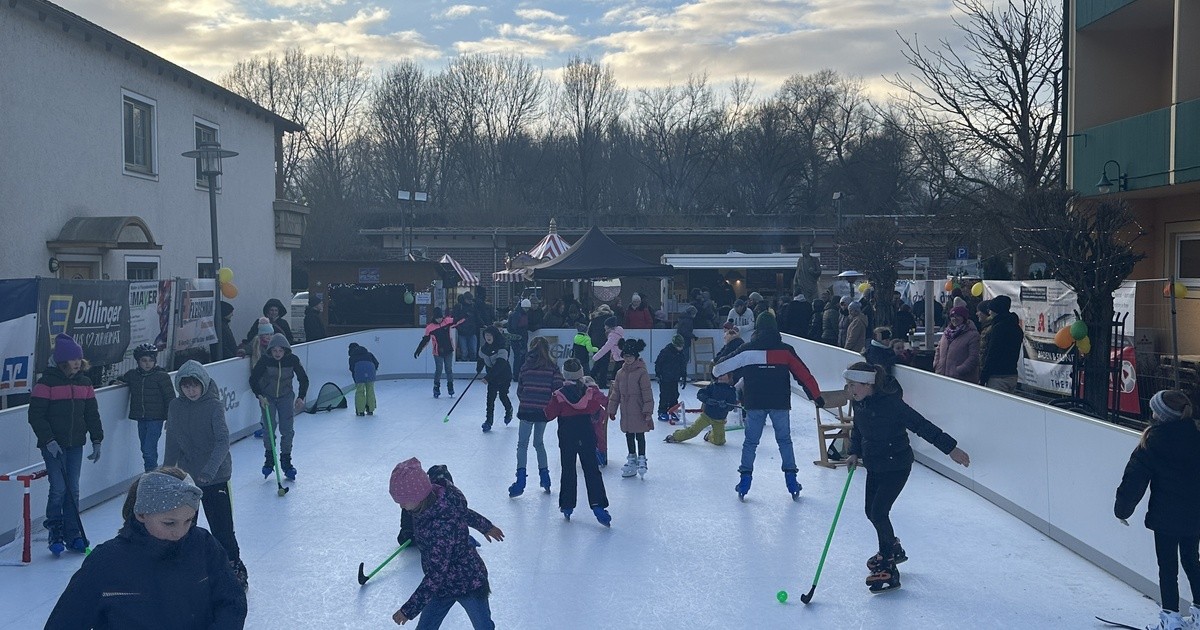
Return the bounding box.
[608,339,653,479]
[415,307,463,398]
[45,468,247,629]
[164,360,248,590]
[1115,390,1200,630]
[664,372,738,446]
[544,360,611,525]
[390,458,504,628]
[119,343,175,471]
[654,334,688,423]
[28,333,103,556]
[511,337,564,497]
[572,323,597,373]
[476,326,513,433]
[349,343,380,416]
[249,333,309,481]
[582,376,611,466]
[842,361,970,593]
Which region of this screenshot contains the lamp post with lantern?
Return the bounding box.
[182,140,238,361]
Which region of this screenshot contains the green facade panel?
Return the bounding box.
[1178,99,1200,185]
[1073,108,1170,196]
[1077,0,1137,29]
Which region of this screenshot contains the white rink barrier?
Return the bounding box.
[0,328,1159,602]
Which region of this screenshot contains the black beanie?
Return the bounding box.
[990,295,1012,313]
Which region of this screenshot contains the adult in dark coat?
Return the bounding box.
[782,295,812,338]
[243,298,293,345]
[891,303,916,343]
[978,295,1023,392]
[808,299,826,341]
[303,297,327,342]
[690,288,716,329]
[453,292,480,362]
[210,301,239,361]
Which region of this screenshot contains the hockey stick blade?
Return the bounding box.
[799,584,816,604]
[1095,617,1141,630]
[357,562,369,585]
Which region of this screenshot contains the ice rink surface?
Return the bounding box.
[1,378,1161,629]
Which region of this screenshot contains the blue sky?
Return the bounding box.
[55,0,962,97]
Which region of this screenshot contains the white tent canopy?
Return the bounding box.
[660,252,817,269]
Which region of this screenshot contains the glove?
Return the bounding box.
[45,440,63,458]
[814,396,825,409]
[87,442,102,463]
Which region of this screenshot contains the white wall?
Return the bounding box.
[0,6,290,338]
[0,328,1162,601]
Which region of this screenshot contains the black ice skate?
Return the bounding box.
[866,557,901,593]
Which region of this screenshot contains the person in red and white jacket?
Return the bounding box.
[712,311,824,500]
[415,307,464,399]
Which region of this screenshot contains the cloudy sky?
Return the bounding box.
[55,0,963,97]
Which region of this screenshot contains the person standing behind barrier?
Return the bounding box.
[243,298,293,346]
[712,312,823,500]
[821,298,841,346]
[675,304,698,368]
[29,333,103,556]
[1114,390,1200,630]
[476,326,513,433]
[304,297,327,342]
[349,343,380,416]
[249,334,308,481]
[506,299,531,376]
[726,298,755,342]
[978,294,1023,392]
[119,343,175,472]
[509,337,564,496]
[623,293,654,329]
[454,293,479,362]
[843,301,869,353]
[934,306,980,384]
[164,361,248,590]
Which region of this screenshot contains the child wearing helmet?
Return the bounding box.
[118,343,176,471]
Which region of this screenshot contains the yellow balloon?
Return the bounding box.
[1175,282,1189,299]
[220,282,238,299]
[857,282,870,293]
[217,267,234,283]
[1077,336,1091,355]
[971,282,984,297]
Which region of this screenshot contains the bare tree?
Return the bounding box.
[370,61,435,201]
[835,218,908,327]
[299,54,373,206]
[559,56,627,218]
[891,0,1063,276]
[1013,189,1145,416]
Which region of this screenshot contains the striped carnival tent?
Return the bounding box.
[492,218,572,283]
[528,229,570,259]
[439,254,479,286]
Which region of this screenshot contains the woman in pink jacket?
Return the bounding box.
[608,339,654,480]
[934,306,981,384]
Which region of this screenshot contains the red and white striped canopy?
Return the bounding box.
[439,254,479,286]
[528,232,570,260]
[491,268,527,283]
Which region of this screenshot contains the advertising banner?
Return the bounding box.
[0,279,38,394]
[124,280,174,362]
[174,279,218,352]
[37,279,131,368]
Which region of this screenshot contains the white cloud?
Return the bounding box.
[514,8,566,22]
[455,21,581,57]
[441,5,488,19]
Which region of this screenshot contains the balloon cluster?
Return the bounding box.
[218,267,238,299]
[856,282,870,294]
[1163,282,1189,299]
[1054,320,1091,354]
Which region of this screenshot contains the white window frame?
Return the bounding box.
[193,117,221,191]
[124,255,160,280]
[122,89,158,180]
[1175,233,1200,288]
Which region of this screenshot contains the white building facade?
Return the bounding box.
[0,0,306,338]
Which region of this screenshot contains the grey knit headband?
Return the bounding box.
[133,472,203,515]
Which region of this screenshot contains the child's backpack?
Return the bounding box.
[353,359,377,383]
[308,381,349,413]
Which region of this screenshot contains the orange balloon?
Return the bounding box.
[220,282,239,299]
[1053,326,1074,350]
[944,280,954,292]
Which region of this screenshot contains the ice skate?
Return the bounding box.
[538,467,551,493]
[508,468,526,497]
[262,450,274,479]
[866,557,901,593]
[621,454,638,478]
[657,411,670,423]
[592,506,612,527]
[1145,609,1186,630]
[735,472,752,500]
[481,419,493,433]
[504,409,513,425]
[281,453,297,481]
[892,538,908,564]
[636,455,647,478]
[668,412,680,425]
[447,384,454,397]
[69,537,88,553]
[785,471,801,500]
[561,507,573,521]
[48,538,65,557]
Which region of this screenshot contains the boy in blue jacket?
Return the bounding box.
[665,372,738,446]
[349,343,380,416]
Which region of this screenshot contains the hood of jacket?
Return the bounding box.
[481,325,505,349]
[553,381,599,408]
[173,360,216,399]
[268,333,291,352]
[262,298,287,318]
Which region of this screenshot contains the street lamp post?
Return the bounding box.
[397,190,428,257]
[182,140,238,361]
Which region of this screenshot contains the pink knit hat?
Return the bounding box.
[389,458,432,505]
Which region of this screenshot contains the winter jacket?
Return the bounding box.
[821,303,840,345]
[453,297,479,337]
[849,390,958,473]
[249,334,309,399]
[544,381,607,423]
[891,310,916,341]
[675,310,696,343]
[1115,417,1200,536]
[697,381,739,421]
[979,310,1023,382]
[349,345,379,383]
[475,301,497,330]
[691,297,717,329]
[243,298,293,345]
[623,305,654,329]
[863,340,898,375]
[654,344,688,384]
[119,366,175,421]
[714,337,745,365]
[782,299,813,338]
[934,322,981,383]
[506,307,529,344]
[712,332,821,410]
[45,517,246,630]
[726,307,755,340]
[594,326,626,364]
[844,312,869,353]
[587,309,612,347]
[399,485,495,620]
[609,358,654,433]
[416,317,460,358]
[28,366,103,449]
[476,327,512,387]
[516,357,564,422]
[164,361,232,487]
[303,306,326,342]
[572,332,598,365]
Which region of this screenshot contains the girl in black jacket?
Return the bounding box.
[1115,390,1200,630]
[843,361,970,593]
[476,326,513,432]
